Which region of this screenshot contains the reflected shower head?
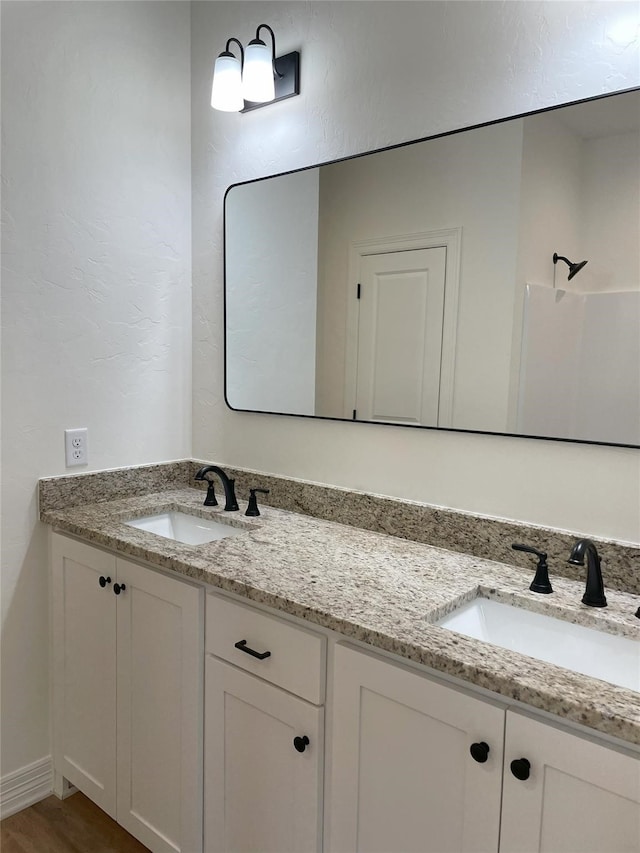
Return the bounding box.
[553,253,588,280]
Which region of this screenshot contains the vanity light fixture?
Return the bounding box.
[211,38,244,112]
[553,252,588,281]
[211,24,300,113]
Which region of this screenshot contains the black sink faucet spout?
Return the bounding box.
[568,539,607,608]
[194,465,239,511]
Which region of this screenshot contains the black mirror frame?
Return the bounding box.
[223,85,640,450]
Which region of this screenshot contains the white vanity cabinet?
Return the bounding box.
[328,643,505,853]
[500,711,640,853]
[51,533,204,853]
[50,530,639,853]
[328,643,640,853]
[204,594,325,853]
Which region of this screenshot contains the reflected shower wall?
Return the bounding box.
[518,285,640,445]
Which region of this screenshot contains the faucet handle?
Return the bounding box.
[194,467,219,506]
[245,488,270,517]
[512,543,546,561]
[200,480,218,507]
[511,543,553,594]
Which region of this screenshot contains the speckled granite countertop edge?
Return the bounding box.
[41,488,640,748]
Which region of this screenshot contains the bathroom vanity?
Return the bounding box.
[42,466,640,853]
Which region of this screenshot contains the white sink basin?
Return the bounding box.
[436,597,639,692]
[125,511,248,545]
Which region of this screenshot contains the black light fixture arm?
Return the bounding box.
[254,24,284,78]
[223,37,244,64]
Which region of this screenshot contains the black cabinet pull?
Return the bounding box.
[234,639,271,660]
[99,576,112,588]
[293,736,309,753]
[113,583,126,595]
[470,742,490,763]
[510,758,531,780]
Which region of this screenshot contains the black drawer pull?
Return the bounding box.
[234,639,271,660]
[113,583,126,595]
[99,576,112,588]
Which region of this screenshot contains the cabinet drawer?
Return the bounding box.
[206,594,325,704]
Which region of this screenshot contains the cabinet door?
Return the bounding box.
[51,534,117,817]
[328,644,504,853]
[500,710,640,853]
[205,656,324,853]
[115,558,203,853]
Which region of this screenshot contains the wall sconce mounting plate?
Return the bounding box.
[241,51,300,113]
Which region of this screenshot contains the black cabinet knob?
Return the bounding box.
[470,741,490,763]
[293,735,310,753]
[510,758,531,780]
[99,576,112,588]
[113,583,126,595]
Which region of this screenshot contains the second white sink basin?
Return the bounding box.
[436,597,639,692]
[125,511,248,545]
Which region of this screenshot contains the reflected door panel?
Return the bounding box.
[354,248,446,425]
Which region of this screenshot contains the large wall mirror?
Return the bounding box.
[225,88,639,447]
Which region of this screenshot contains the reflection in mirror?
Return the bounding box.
[225,89,640,447]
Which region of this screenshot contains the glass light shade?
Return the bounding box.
[242,41,275,103]
[211,54,243,112]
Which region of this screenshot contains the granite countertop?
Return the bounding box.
[41,488,640,747]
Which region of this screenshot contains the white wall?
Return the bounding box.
[581,130,640,293]
[508,111,584,425]
[576,291,640,445]
[517,113,583,293]
[192,0,640,543]
[226,169,319,414]
[518,286,585,438]
[519,287,640,446]
[1,1,191,779]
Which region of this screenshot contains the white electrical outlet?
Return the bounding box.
[65,428,88,467]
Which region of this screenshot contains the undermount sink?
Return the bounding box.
[125,511,248,545]
[436,596,639,692]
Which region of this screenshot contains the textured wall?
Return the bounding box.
[192,0,640,543]
[1,1,191,777]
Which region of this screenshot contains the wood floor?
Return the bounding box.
[0,792,149,852]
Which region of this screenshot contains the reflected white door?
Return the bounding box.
[354,247,446,425]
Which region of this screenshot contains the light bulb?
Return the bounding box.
[242,40,275,103]
[211,53,243,112]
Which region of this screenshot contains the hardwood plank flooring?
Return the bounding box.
[1,792,149,852]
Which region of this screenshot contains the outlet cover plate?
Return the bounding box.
[65,428,88,467]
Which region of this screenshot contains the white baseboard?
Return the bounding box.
[1,756,53,820]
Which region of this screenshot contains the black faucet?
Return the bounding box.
[194,465,239,511]
[568,539,607,607]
